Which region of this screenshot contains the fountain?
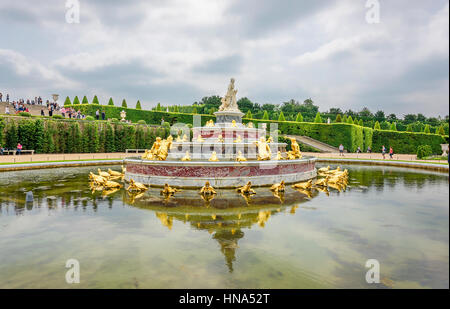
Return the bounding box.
[124,78,317,188]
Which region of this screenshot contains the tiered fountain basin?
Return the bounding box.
[124,157,317,188]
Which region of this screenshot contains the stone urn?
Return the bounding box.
[441,144,449,156]
[52,94,59,104]
[120,110,127,122]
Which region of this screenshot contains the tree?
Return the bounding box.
[296,113,304,122]
[335,114,342,123]
[122,99,127,108]
[64,96,72,106]
[346,116,354,124]
[136,100,142,110]
[374,110,386,122]
[358,119,364,126]
[245,110,253,119]
[390,122,397,131]
[237,97,254,113]
[386,113,397,122]
[278,111,286,121]
[403,114,417,124]
[374,121,381,130]
[262,111,269,120]
[438,126,445,135]
[92,95,99,104]
[82,96,89,104]
[329,108,343,115]
[73,96,80,105]
[156,103,162,111]
[406,124,413,132]
[108,98,114,106]
[314,112,322,123]
[358,107,373,120]
[192,107,198,114]
[423,124,431,134]
[342,115,347,123]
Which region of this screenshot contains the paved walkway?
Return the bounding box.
[302,152,448,164]
[0,152,447,165]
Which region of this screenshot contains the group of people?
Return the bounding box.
[339,144,394,159]
[1,92,63,116]
[0,143,23,155]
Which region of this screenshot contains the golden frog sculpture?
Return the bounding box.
[209,151,219,162]
[160,183,180,196]
[199,181,217,195]
[235,151,247,162]
[270,180,285,193]
[236,181,256,195]
[292,179,313,190]
[127,179,148,192]
[181,151,191,161]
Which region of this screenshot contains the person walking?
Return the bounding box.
[101,110,106,120]
[161,117,165,126]
[41,108,45,116]
[367,146,372,153]
[382,145,386,159]
[0,92,2,102]
[5,105,9,114]
[0,144,4,155]
[389,147,394,159]
[6,94,9,102]
[96,109,100,120]
[339,144,344,156]
[16,143,22,155]
[356,146,361,153]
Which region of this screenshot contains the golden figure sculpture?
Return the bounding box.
[127,191,145,204]
[236,181,256,195]
[286,152,296,160]
[219,78,239,112]
[267,136,273,143]
[217,134,224,143]
[108,168,123,177]
[254,137,272,160]
[89,172,106,185]
[157,136,173,160]
[200,181,217,195]
[209,151,219,162]
[247,122,254,128]
[316,186,330,196]
[231,120,237,127]
[205,120,215,127]
[234,135,242,143]
[127,179,148,192]
[236,151,247,162]
[292,179,313,190]
[318,166,330,173]
[160,183,180,196]
[286,137,302,159]
[150,137,162,156]
[103,180,123,189]
[270,180,285,193]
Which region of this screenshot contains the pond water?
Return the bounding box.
[0,164,448,289]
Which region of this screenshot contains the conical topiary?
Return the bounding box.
[122,99,127,108]
[73,96,80,105]
[92,95,99,105]
[136,100,142,110]
[64,96,72,106]
[108,98,114,106]
[82,96,89,104]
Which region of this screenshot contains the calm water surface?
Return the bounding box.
[0,164,448,288]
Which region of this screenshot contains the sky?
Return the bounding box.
[0,0,448,117]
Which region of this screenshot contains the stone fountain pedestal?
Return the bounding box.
[214,111,245,124]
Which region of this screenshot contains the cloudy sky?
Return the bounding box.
[0,0,448,117]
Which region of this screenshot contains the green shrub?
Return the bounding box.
[390,122,397,131]
[417,145,433,159]
[335,114,342,123]
[85,116,95,121]
[52,114,63,119]
[82,96,89,104]
[438,126,445,135]
[346,116,353,124]
[374,121,381,130]
[108,98,114,106]
[278,111,286,121]
[18,112,32,117]
[406,124,413,132]
[122,99,127,108]
[358,119,364,126]
[92,95,99,104]
[64,96,72,106]
[262,111,269,120]
[137,120,147,125]
[73,96,80,105]
[245,110,252,119]
[110,118,119,123]
[314,112,322,123]
[296,113,303,122]
[136,100,142,110]
[423,124,430,134]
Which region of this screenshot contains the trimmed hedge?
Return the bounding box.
[372,129,446,155]
[0,116,167,154]
[72,104,215,126]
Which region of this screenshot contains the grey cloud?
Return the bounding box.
[193,55,242,75]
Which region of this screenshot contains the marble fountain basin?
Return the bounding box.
[124,157,317,188]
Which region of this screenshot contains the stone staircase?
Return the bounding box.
[285,135,341,153]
